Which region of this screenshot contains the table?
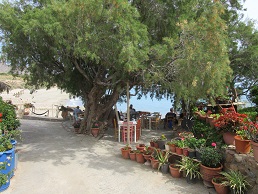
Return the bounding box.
[118,121,137,143]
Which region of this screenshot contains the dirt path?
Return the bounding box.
[3,119,216,194]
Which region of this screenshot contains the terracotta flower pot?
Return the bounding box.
[200,163,223,186]
[251,140,258,162]
[136,152,145,163]
[169,164,181,178]
[169,144,176,153]
[176,147,183,155]
[91,128,99,137]
[223,132,236,145]
[143,153,151,162]
[234,135,251,154]
[183,148,189,156]
[150,142,154,147]
[121,148,131,159]
[129,151,136,161]
[212,178,229,194]
[136,144,145,151]
[151,157,159,169]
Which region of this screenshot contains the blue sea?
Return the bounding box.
[116,96,173,119]
[66,94,252,119]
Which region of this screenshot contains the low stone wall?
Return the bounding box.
[224,148,258,194]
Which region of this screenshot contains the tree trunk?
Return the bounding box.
[79,84,121,134]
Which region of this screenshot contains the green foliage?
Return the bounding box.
[248,85,258,111]
[0,97,20,131]
[200,147,222,168]
[220,170,250,194]
[0,162,10,187]
[185,137,198,149]
[238,108,257,122]
[176,156,201,180]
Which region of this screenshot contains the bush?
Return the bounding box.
[0,97,20,131]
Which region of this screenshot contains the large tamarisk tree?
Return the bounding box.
[0,0,149,133]
[0,0,236,133]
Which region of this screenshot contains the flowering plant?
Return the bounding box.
[214,107,248,133]
[237,121,258,141]
[92,121,100,128]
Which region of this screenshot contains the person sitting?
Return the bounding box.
[164,108,177,129]
[73,106,82,123]
[129,104,138,120]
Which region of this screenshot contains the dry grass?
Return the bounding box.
[0,74,25,89]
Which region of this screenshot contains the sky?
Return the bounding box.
[243,0,258,22]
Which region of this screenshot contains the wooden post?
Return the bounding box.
[127,82,130,145]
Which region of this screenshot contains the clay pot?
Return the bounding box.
[183,148,189,156]
[200,163,223,186]
[212,178,229,194]
[136,152,145,163]
[169,144,176,153]
[223,132,236,145]
[129,151,136,161]
[121,147,131,159]
[169,164,181,178]
[151,157,159,169]
[91,128,99,137]
[234,135,251,154]
[176,147,183,155]
[136,144,145,151]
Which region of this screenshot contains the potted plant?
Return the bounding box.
[129,149,137,161]
[157,134,167,149]
[195,138,206,160]
[167,139,177,152]
[212,176,230,194]
[176,156,201,184]
[0,98,21,192]
[220,170,250,194]
[213,107,247,145]
[91,120,100,137]
[234,124,252,154]
[136,143,145,151]
[200,146,223,187]
[143,146,152,163]
[150,150,159,169]
[185,137,197,158]
[175,139,184,155]
[135,150,145,164]
[156,149,170,174]
[121,144,131,159]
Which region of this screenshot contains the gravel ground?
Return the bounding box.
[3,119,216,194]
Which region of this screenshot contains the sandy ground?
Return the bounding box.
[1,87,74,118]
[2,119,216,194]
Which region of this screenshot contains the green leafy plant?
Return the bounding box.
[176,140,185,148]
[200,147,222,168]
[122,144,131,150]
[184,137,197,150]
[0,97,20,132]
[220,170,250,194]
[195,138,206,150]
[155,149,170,171]
[176,156,201,180]
[0,161,11,187]
[159,134,167,141]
